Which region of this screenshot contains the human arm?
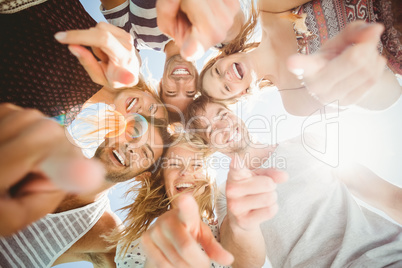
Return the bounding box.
[156,0,240,60]
[140,194,234,268]
[334,162,402,225]
[219,164,288,268]
[0,104,105,237]
[286,21,401,113]
[55,22,141,89]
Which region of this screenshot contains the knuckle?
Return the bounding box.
[266,204,279,219]
[0,103,20,113]
[97,31,112,46]
[263,178,276,190]
[96,21,108,29]
[227,199,238,213]
[348,49,363,66]
[225,183,237,198]
[23,108,44,120]
[177,238,193,254]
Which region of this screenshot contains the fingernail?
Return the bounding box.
[185,41,205,62]
[54,31,67,41]
[68,46,80,58]
[289,68,304,79]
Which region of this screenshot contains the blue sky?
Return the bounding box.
[57,1,402,267]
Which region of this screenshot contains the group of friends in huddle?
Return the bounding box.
[0,0,402,267]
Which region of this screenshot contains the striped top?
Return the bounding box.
[101,0,171,52]
[0,194,109,268]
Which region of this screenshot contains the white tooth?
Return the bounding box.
[173,69,190,75]
[113,149,125,166]
[176,183,193,188]
[233,132,241,142]
[233,63,242,79]
[228,128,241,143]
[127,98,137,111]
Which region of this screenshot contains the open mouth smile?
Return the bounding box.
[112,149,126,166]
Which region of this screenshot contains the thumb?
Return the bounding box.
[253,168,288,184]
[227,157,253,182]
[180,27,206,62]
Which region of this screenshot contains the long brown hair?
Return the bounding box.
[199,1,273,101]
[108,133,217,256]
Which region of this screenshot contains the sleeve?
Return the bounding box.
[216,182,228,228]
[115,239,147,268]
[100,0,132,33]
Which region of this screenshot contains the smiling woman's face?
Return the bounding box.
[114,89,166,120]
[202,53,254,100]
[162,144,207,207]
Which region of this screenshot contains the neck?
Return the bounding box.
[86,86,116,106]
[247,45,279,85]
[227,142,277,170]
[164,40,181,60]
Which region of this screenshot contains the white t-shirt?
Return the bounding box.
[217,136,402,267]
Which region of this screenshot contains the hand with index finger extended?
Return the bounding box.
[0,103,105,236]
[225,159,288,230]
[156,0,240,61]
[55,22,140,89]
[286,21,387,107]
[141,194,233,268]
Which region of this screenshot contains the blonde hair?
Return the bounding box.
[199,1,273,102]
[108,133,216,256]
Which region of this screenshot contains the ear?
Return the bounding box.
[241,87,250,95]
[158,81,163,95]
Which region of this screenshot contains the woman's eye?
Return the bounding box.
[149,104,155,114]
[224,85,230,92]
[221,112,228,119]
[142,148,148,158]
[215,68,220,75]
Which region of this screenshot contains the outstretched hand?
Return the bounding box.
[55,22,140,89]
[0,104,105,237]
[226,160,288,230]
[141,194,234,268]
[156,0,240,61]
[287,21,388,107]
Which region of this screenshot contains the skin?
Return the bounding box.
[160,50,198,116]
[201,2,401,115]
[156,0,241,60]
[196,102,402,267]
[162,145,207,207]
[202,54,254,99]
[194,102,287,268]
[94,124,164,183]
[0,104,105,237]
